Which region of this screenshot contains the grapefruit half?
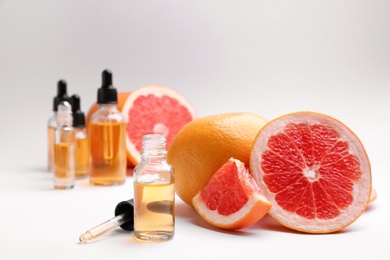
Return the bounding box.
[87,86,196,167]
[192,158,272,230]
[250,111,371,233]
[121,85,196,166]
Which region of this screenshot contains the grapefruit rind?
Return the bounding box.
[121,85,197,166]
[250,112,371,233]
[192,158,272,230]
[193,192,271,230]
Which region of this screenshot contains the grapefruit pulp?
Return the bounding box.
[250,111,371,233]
[121,85,196,166]
[192,158,272,230]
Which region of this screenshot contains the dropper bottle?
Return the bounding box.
[71,95,90,179]
[48,80,70,172]
[54,101,75,189]
[89,69,127,185]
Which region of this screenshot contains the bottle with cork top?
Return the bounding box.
[89,69,127,185]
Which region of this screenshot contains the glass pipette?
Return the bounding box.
[79,199,134,243]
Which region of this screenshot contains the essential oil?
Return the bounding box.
[48,80,70,172]
[89,122,126,184]
[89,70,126,185]
[71,95,90,179]
[54,101,75,189]
[133,134,175,242]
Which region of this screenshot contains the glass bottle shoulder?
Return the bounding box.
[48,113,57,128]
[134,159,174,182]
[89,104,125,124]
[74,127,87,139]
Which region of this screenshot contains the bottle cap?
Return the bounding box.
[71,95,86,127]
[57,101,73,127]
[53,80,70,112]
[114,199,134,231]
[97,69,118,104]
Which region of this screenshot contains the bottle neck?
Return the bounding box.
[140,134,167,162]
[98,103,118,111]
[57,114,73,127]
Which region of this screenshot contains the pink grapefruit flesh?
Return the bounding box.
[192,158,272,230]
[121,85,196,165]
[250,112,371,233]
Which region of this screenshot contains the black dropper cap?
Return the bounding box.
[114,199,134,231]
[53,80,70,111]
[71,95,86,128]
[97,69,118,104]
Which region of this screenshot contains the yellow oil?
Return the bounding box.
[134,181,175,241]
[54,142,74,189]
[89,122,126,185]
[75,137,90,179]
[48,126,55,171]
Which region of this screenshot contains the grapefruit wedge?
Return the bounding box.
[250,111,372,233]
[192,158,272,230]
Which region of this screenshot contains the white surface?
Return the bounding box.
[0,1,389,259]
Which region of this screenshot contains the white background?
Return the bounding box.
[1,0,389,259]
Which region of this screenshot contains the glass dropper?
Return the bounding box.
[79,199,134,243]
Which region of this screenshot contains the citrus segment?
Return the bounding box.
[167,113,268,206]
[250,111,371,233]
[192,158,272,230]
[121,85,196,166]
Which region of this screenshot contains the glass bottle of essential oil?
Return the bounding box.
[71,94,90,179]
[133,134,175,242]
[48,80,70,172]
[54,101,75,189]
[89,70,126,185]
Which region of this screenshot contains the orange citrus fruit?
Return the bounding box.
[192,158,272,230]
[87,86,196,167]
[250,111,372,233]
[167,112,268,206]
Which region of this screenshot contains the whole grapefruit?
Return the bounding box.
[167,112,268,206]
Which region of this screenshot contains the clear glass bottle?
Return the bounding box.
[71,94,90,179]
[54,101,75,189]
[48,80,70,172]
[133,134,175,242]
[89,70,126,185]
